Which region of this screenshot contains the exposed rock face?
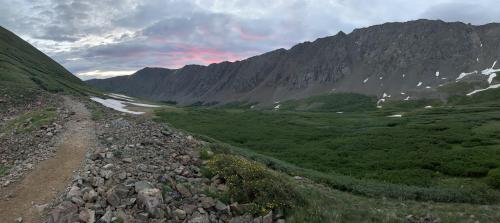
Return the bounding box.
[87,20,500,105]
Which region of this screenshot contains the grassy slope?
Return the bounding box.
[0,26,97,104]
[155,90,500,204]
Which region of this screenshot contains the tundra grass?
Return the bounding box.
[2,107,57,134]
[155,98,500,203]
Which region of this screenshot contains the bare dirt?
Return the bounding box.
[0,97,96,222]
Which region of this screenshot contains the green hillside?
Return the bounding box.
[0,26,96,104]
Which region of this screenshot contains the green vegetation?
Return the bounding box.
[287,182,500,223]
[280,93,377,112]
[156,91,500,203]
[2,108,57,134]
[206,154,302,215]
[487,168,500,189]
[0,165,8,176]
[199,147,214,160]
[0,26,98,105]
[199,142,500,222]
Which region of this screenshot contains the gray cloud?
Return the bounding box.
[0,0,498,80]
[421,1,500,25]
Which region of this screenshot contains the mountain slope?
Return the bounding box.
[0,26,93,103]
[87,20,500,105]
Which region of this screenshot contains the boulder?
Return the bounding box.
[137,188,164,218]
[134,181,153,193]
[47,201,79,223]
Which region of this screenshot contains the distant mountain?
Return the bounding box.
[87,20,500,106]
[0,26,92,102]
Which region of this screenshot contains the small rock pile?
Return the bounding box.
[47,106,285,223]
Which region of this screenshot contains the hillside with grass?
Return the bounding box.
[0,26,95,106]
[155,90,500,207]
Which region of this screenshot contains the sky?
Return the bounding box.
[1,0,499,80]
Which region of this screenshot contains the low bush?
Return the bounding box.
[487,168,500,189]
[206,154,302,214]
[199,147,214,160]
[0,165,8,176]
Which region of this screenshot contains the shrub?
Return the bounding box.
[207,154,302,214]
[0,165,8,176]
[487,168,500,189]
[199,147,214,160]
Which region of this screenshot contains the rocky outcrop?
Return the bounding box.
[87,20,500,105]
[47,103,284,222]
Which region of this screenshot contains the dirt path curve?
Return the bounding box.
[0,96,95,223]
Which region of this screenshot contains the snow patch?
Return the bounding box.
[435,71,440,77]
[336,112,344,114]
[274,104,281,110]
[127,102,161,108]
[400,92,406,95]
[424,105,433,109]
[425,86,431,89]
[404,96,410,101]
[387,114,402,118]
[456,71,478,81]
[456,61,499,84]
[481,60,500,84]
[417,82,423,87]
[90,97,144,115]
[379,76,383,80]
[466,84,500,96]
[363,78,369,83]
[402,74,406,78]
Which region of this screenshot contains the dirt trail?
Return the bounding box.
[0,97,95,222]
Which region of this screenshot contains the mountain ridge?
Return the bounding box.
[87,19,500,105]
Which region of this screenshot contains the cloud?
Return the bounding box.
[0,0,498,80]
[420,1,500,25]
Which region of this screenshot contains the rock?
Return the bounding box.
[79,209,95,223]
[15,217,22,223]
[118,172,127,180]
[134,181,153,193]
[47,201,78,223]
[83,189,98,202]
[106,185,130,207]
[34,203,49,213]
[176,183,192,197]
[182,204,197,215]
[71,196,85,206]
[276,219,285,223]
[122,158,132,163]
[99,209,112,223]
[189,212,210,223]
[199,197,215,209]
[67,186,82,199]
[137,188,164,218]
[263,211,273,223]
[103,163,114,169]
[293,176,303,180]
[100,169,113,179]
[215,200,228,213]
[173,209,187,220]
[253,217,263,223]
